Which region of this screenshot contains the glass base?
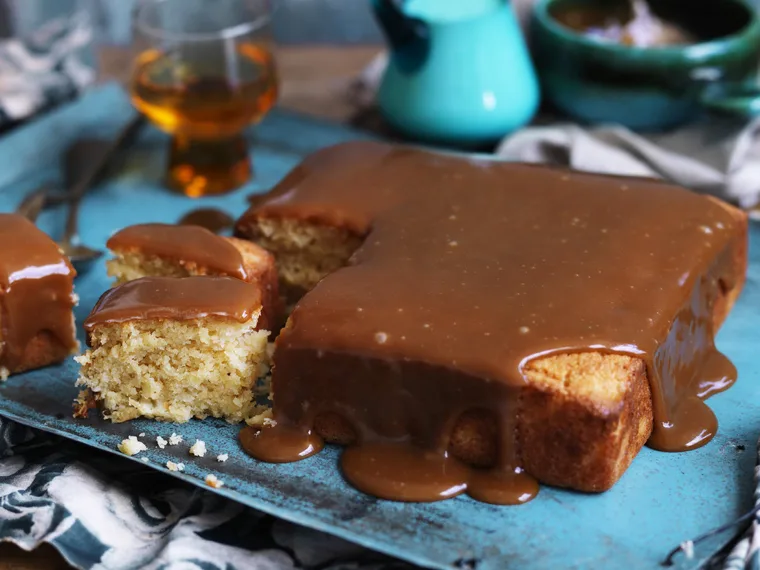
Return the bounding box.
[167,134,252,198]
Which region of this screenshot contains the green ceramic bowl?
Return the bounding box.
[531,0,760,130]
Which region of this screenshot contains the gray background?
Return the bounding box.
[11,0,760,47]
[6,0,385,45]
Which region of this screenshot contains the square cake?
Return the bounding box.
[234,141,747,503]
[0,213,78,379]
[76,276,269,423]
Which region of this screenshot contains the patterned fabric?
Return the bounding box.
[0,416,412,569]
[720,438,760,570]
[5,411,760,569]
[0,10,94,130]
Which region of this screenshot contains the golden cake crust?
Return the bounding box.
[1,329,78,378]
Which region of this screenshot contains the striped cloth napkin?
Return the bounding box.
[0,416,412,569]
[0,9,94,130]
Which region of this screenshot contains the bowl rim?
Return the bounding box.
[533,0,760,60]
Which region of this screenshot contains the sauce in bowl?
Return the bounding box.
[553,0,697,47]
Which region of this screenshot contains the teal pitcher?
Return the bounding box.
[370,0,540,146]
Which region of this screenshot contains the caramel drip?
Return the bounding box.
[0,214,77,371]
[237,141,741,504]
[239,424,323,463]
[84,276,261,337]
[341,443,469,502]
[107,223,246,279]
[178,208,234,234]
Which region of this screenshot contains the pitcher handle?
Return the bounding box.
[700,81,760,117]
[369,0,429,73]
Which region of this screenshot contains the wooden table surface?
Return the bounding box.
[0,43,380,570]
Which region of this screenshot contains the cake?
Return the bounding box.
[0,213,79,379]
[234,141,747,504]
[106,223,280,330]
[75,276,269,423]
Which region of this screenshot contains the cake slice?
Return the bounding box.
[106,223,280,330]
[0,213,79,379]
[239,142,397,302]
[75,276,269,423]
[236,141,748,499]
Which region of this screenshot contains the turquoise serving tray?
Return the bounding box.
[0,83,758,570]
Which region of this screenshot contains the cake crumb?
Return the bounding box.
[72,389,98,418]
[138,432,145,437]
[141,457,149,463]
[118,436,147,456]
[205,474,224,488]
[189,440,207,457]
[167,461,185,472]
[168,433,183,445]
[245,407,274,428]
[156,436,168,449]
[217,454,229,462]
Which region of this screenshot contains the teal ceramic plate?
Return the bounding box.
[0,84,758,570]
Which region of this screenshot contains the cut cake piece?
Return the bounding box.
[0,213,79,379]
[236,141,747,499]
[106,223,280,330]
[76,276,269,423]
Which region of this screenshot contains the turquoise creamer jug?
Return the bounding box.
[371,0,540,146]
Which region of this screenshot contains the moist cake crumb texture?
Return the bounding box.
[205,474,224,488]
[167,461,185,472]
[76,319,268,423]
[118,436,147,456]
[76,277,270,424]
[189,440,207,457]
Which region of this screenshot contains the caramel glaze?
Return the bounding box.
[237,141,743,505]
[178,208,234,234]
[84,276,261,343]
[0,214,77,371]
[107,223,246,280]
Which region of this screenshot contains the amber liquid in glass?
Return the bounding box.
[131,44,278,197]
